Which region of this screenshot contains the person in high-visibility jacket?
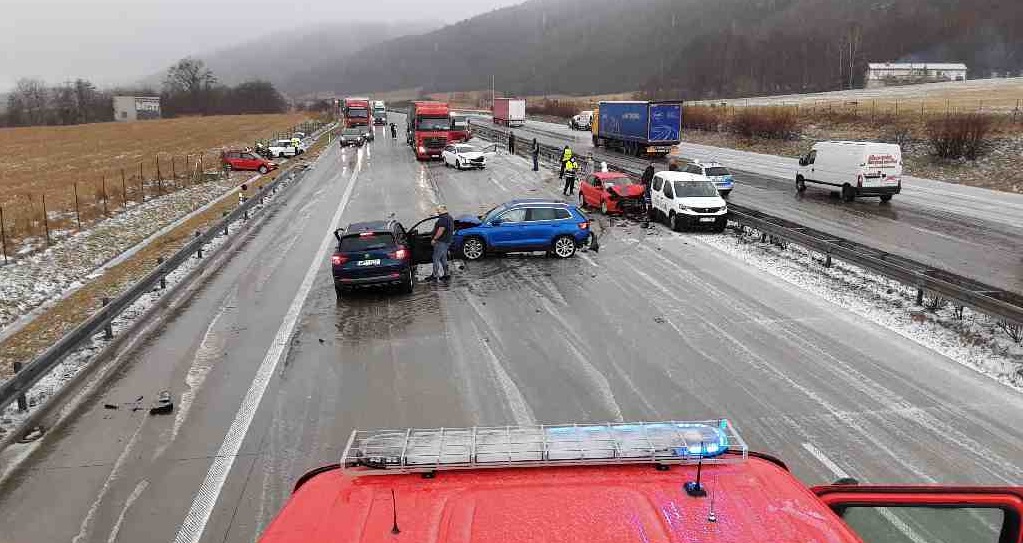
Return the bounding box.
[559,145,573,179]
[562,156,579,195]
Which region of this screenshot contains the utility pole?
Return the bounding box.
[491,75,495,110]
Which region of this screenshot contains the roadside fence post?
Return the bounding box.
[13,362,28,412]
[102,298,114,339]
[139,163,145,203]
[171,156,177,180]
[195,231,203,259]
[120,168,127,208]
[156,156,163,196]
[222,211,229,236]
[101,176,109,216]
[916,287,924,306]
[73,182,82,230]
[41,194,51,246]
[0,205,7,264]
[157,256,166,289]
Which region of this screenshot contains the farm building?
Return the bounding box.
[112,96,161,122]
[865,63,967,88]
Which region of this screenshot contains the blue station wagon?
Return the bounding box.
[452,199,594,261]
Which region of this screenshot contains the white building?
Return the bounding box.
[113,96,161,121]
[864,63,968,88]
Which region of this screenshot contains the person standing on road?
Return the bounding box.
[559,145,573,179]
[531,138,540,171]
[562,157,579,195]
[428,204,454,282]
[641,163,655,216]
[668,158,680,171]
[508,131,516,154]
[390,123,397,139]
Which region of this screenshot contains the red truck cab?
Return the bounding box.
[449,113,471,143]
[343,97,371,128]
[258,421,1023,543]
[407,101,451,160]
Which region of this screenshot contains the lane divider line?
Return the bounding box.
[172,149,363,543]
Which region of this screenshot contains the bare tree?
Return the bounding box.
[7,78,50,126]
[163,57,218,115]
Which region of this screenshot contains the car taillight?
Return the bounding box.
[331,254,348,266]
[391,247,410,260]
[578,221,589,230]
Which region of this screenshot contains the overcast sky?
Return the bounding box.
[0,0,523,91]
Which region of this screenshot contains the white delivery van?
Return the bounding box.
[796,141,902,202]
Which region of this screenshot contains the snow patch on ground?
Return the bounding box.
[0,171,305,439]
[691,228,1023,391]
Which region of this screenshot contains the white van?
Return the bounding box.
[569,110,593,131]
[796,141,902,202]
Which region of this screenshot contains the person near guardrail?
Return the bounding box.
[559,145,573,179]
[508,131,516,154]
[562,157,579,195]
[390,123,397,139]
[641,163,655,215]
[531,138,540,171]
[239,183,250,205]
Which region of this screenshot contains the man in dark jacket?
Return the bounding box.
[508,131,516,154]
[428,204,454,282]
[531,138,540,171]
[641,163,656,217]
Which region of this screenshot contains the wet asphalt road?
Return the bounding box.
[0,115,1021,543]
[479,116,1023,296]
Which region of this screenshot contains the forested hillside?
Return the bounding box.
[287,0,1023,99]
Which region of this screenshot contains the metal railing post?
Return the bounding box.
[102,298,114,339]
[157,257,166,289]
[13,362,28,412]
[195,231,203,259]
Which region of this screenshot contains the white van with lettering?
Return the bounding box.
[796,141,902,202]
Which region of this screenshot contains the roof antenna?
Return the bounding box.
[684,442,708,497]
[390,489,401,535]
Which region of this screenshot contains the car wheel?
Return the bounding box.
[841,184,855,202]
[461,236,485,261]
[796,176,806,193]
[334,284,345,300]
[880,194,893,203]
[278,152,286,159]
[670,212,682,232]
[401,268,415,294]
[721,190,731,199]
[455,159,462,170]
[600,200,608,215]
[258,165,269,174]
[715,222,727,233]
[552,235,577,259]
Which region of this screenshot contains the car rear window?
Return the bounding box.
[705,167,730,176]
[339,232,395,252]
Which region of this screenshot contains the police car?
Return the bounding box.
[684,160,735,197]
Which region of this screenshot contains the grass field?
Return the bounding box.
[0,113,310,252]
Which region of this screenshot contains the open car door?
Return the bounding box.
[813,484,1023,543]
[406,215,439,265]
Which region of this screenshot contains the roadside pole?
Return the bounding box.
[73,182,82,229]
[41,194,51,246]
[0,205,7,264]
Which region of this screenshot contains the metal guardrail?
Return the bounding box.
[0,124,333,416]
[470,122,1023,327]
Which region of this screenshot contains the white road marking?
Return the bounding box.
[802,442,930,543]
[72,421,148,543]
[579,252,599,267]
[172,150,364,543]
[106,480,149,543]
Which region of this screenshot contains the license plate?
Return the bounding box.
[699,217,717,223]
[357,259,381,266]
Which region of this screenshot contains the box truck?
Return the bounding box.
[592,101,682,157]
[493,98,526,127]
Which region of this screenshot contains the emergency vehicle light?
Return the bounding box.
[341,420,746,476]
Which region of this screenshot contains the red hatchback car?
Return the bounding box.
[221,149,277,175]
[579,171,646,215]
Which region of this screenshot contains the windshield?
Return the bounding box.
[455,145,478,154]
[481,203,509,223]
[339,232,395,252]
[417,116,450,131]
[451,116,468,129]
[602,176,631,187]
[673,180,719,197]
[705,167,730,176]
[347,108,368,118]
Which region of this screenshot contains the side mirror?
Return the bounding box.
[491,218,504,226]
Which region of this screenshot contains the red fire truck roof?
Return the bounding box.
[258,422,866,543]
[259,456,863,543]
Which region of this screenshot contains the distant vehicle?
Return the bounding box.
[338,128,366,147]
[493,97,526,127]
[684,160,734,197]
[592,101,682,157]
[579,172,645,216]
[221,149,276,174]
[343,97,371,128]
[259,419,1023,543]
[797,141,902,202]
[331,220,433,299]
[449,114,471,143]
[442,143,490,170]
[268,139,299,158]
[569,110,593,130]
[649,171,727,232]
[407,101,451,160]
[452,199,592,260]
[292,131,307,139]
[372,101,387,125]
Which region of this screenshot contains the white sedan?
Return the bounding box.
[442,143,492,170]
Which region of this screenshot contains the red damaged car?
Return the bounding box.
[579,171,645,216]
